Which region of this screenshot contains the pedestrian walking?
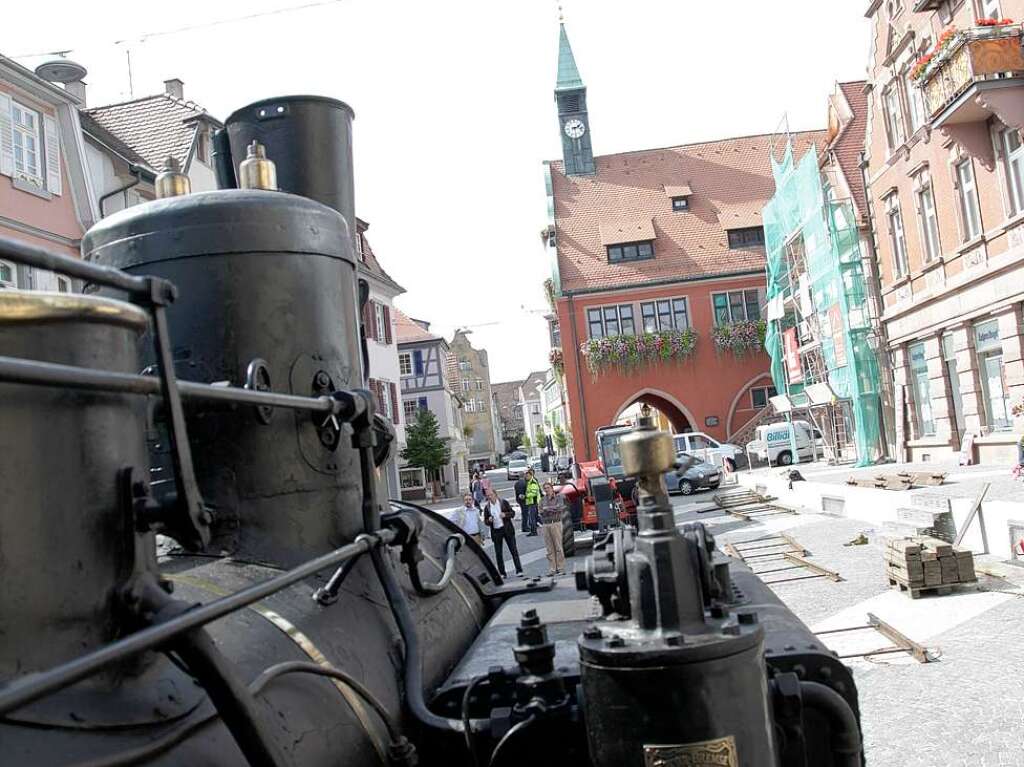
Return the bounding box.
[482,488,523,578]
[538,481,566,576]
[514,475,528,533]
[452,493,483,545]
[471,472,485,509]
[523,469,541,537]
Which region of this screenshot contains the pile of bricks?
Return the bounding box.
[884,537,977,598]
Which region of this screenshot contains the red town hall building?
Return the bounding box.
[545,24,825,460]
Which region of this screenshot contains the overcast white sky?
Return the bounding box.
[9,0,870,383]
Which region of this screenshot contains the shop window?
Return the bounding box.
[975,320,1011,430]
[909,343,935,437]
[941,334,965,440]
[0,260,15,288]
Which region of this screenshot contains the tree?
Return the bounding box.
[534,424,546,451]
[462,424,474,440]
[521,435,532,449]
[553,425,569,452]
[401,409,451,498]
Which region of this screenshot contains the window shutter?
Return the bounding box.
[389,382,399,424]
[0,93,12,177]
[43,114,61,196]
[413,350,424,375]
[369,378,381,414]
[367,301,378,341]
[361,301,371,337]
[383,305,392,345]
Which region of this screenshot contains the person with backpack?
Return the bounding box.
[523,469,541,536]
[482,488,523,578]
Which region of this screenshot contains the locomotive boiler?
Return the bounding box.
[0,94,864,767]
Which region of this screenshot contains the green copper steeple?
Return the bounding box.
[555,23,584,91]
[554,22,594,175]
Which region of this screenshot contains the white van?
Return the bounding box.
[673,432,741,470]
[748,421,821,466]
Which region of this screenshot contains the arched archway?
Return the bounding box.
[613,388,696,435]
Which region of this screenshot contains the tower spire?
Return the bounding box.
[555,22,584,92]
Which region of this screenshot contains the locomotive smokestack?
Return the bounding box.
[222,96,356,245]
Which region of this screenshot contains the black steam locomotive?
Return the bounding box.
[0,95,863,767]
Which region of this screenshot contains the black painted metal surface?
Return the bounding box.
[84,190,363,567]
[223,96,356,233]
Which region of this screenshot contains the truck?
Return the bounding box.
[747,420,822,466]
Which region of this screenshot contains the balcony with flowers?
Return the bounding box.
[579,329,697,376]
[911,19,1024,137]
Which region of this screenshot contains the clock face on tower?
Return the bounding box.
[563,118,586,139]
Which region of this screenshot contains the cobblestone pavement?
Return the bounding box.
[677,498,1024,766]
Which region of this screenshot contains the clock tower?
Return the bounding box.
[555,23,595,176]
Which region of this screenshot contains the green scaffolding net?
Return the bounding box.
[762,140,883,467]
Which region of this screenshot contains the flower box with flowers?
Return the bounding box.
[711,319,766,357]
[579,328,697,375]
[549,347,565,376]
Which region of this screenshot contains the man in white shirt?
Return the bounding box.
[452,494,483,545]
[482,488,523,578]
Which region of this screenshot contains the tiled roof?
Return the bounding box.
[830,81,869,219]
[550,129,827,294]
[356,219,404,293]
[394,308,441,344]
[79,112,155,174]
[86,94,218,170]
[715,199,766,230]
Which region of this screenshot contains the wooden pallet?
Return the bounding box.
[888,575,977,600]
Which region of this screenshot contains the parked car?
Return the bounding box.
[672,432,741,471]
[529,456,543,473]
[664,452,721,495]
[506,459,529,481]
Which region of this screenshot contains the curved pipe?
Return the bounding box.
[799,681,862,767]
[370,543,465,733]
[407,534,463,595]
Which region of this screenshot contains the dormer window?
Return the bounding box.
[599,218,656,264]
[607,241,654,263]
[727,226,765,249]
[664,184,692,212]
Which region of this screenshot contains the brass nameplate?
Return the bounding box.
[643,735,739,766]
